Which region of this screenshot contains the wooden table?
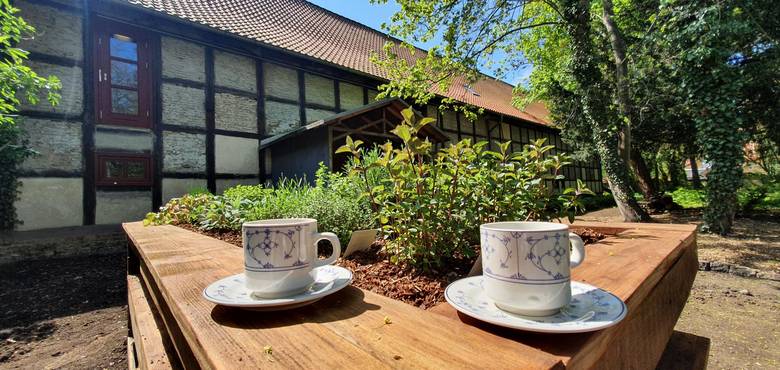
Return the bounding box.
[124,221,705,369]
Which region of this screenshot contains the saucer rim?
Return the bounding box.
[444,276,628,334]
[202,264,353,308]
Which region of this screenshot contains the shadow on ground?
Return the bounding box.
[0,253,127,330]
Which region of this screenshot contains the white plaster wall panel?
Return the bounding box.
[426,105,438,119]
[163,131,206,173]
[16,1,83,61]
[367,89,379,102]
[161,36,205,82]
[162,178,208,204]
[19,118,81,173]
[16,177,83,230]
[216,178,259,194]
[305,108,336,123]
[21,61,82,115]
[95,129,153,152]
[304,73,335,108]
[511,125,522,143]
[215,93,257,133]
[339,82,363,110]
[444,131,459,143]
[215,135,258,175]
[264,63,299,101]
[95,191,151,225]
[442,110,458,131]
[162,83,206,127]
[215,50,256,92]
[264,100,300,135]
[475,115,489,136]
[501,123,511,141]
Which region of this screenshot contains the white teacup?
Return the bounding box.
[242,218,341,298]
[480,221,585,316]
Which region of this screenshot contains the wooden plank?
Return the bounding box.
[429,224,698,369]
[128,275,175,370]
[124,221,696,369]
[125,222,563,369]
[655,331,710,370]
[128,337,138,370]
[574,235,699,369]
[138,263,199,369]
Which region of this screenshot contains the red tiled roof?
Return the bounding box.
[123,0,551,126]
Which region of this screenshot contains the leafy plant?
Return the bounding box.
[338,108,591,269]
[145,166,374,243]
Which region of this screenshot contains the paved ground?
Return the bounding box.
[0,209,777,369]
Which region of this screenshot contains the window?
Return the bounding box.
[94,20,153,128]
[96,153,152,186]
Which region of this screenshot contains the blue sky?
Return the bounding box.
[308,0,532,86]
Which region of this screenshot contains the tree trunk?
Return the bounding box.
[689,156,702,189]
[560,0,651,222]
[601,0,658,201]
[630,148,657,199]
[600,0,631,164]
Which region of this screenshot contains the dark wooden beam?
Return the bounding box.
[297,69,306,125]
[82,3,96,225]
[205,47,216,193]
[256,60,267,183]
[151,33,163,210]
[455,111,462,141]
[333,79,341,112]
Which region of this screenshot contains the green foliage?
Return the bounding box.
[669,188,707,209]
[338,108,590,269]
[145,167,374,244]
[0,1,61,230]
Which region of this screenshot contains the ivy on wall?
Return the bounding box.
[0,0,61,230]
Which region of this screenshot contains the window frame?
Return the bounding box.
[93,19,154,128]
[95,152,153,187]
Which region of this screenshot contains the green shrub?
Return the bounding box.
[145,167,374,244]
[338,108,590,269]
[668,188,707,209]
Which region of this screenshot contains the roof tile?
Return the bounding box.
[125,0,550,126]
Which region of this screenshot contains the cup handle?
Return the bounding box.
[569,233,585,269]
[314,232,341,268]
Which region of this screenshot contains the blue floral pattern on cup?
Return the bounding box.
[244,226,308,271]
[482,229,571,284]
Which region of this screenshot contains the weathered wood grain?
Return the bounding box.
[125,223,563,369]
[429,223,698,369]
[128,275,176,370]
[125,221,698,369]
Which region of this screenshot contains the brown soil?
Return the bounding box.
[0,254,127,369]
[678,271,780,369]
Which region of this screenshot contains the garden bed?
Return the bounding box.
[182,225,606,309]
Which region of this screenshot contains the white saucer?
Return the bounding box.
[444,276,627,333]
[203,265,353,311]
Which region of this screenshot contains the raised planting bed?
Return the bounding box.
[176,223,606,309]
[124,221,705,369]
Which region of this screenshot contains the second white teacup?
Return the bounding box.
[480,221,585,316]
[242,218,341,298]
